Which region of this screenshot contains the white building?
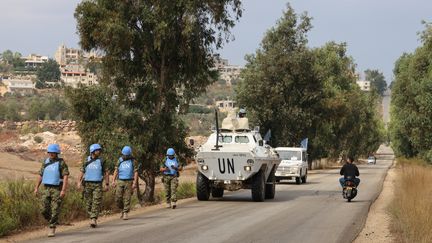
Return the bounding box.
[55,44,100,87]
[55,44,84,65]
[212,54,243,86]
[213,54,228,69]
[3,78,35,95]
[216,100,236,112]
[356,80,371,91]
[219,65,243,86]
[60,64,98,88]
[21,54,48,68]
[55,44,101,66]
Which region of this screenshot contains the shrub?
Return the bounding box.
[157,181,196,202]
[0,179,196,237]
[0,180,44,236]
[188,105,212,114]
[177,181,196,199]
[34,136,43,143]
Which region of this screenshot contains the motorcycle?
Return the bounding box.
[342,176,358,202]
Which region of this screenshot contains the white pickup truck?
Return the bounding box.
[275,147,308,184]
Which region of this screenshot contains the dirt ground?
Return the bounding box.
[354,163,396,243]
[0,152,82,181]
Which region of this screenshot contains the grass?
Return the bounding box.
[155,181,196,203]
[0,180,44,236]
[389,157,432,243]
[0,180,196,237]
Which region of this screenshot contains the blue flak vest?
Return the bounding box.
[42,158,62,186]
[163,157,179,176]
[118,157,134,180]
[84,156,103,182]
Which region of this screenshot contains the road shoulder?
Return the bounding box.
[354,163,396,243]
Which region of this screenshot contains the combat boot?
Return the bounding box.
[90,218,97,228]
[47,227,56,237]
[171,201,177,209]
[123,212,128,220]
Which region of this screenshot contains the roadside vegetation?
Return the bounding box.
[390,22,432,163]
[68,0,242,204]
[0,93,71,121]
[0,179,195,236]
[389,158,432,243]
[237,5,384,161]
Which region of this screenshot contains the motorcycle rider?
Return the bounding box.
[339,156,360,188]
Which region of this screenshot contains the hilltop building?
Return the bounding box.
[213,54,243,86]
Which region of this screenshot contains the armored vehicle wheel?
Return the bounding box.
[265,168,276,199]
[196,172,210,201]
[251,170,265,202]
[301,171,307,184]
[295,176,301,184]
[212,187,224,198]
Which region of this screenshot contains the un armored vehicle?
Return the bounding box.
[195,113,281,202]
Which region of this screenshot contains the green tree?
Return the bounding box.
[365,69,387,96]
[0,103,6,121]
[1,50,14,65]
[70,0,242,202]
[27,98,46,120]
[311,43,383,159]
[390,23,432,162]
[237,5,321,148]
[36,59,61,88]
[4,100,22,121]
[237,5,382,162]
[1,50,24,70]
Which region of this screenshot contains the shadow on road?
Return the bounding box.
[276,181,320,185]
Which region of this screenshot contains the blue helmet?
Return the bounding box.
[47,144,61,154]
[166,148,175,156]
[89,144,102,153]
[122,146,132,156]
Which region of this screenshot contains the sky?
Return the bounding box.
[0,0,431,83]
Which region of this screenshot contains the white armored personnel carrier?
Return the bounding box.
[195,112,281,202]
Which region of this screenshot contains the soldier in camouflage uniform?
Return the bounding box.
[112,146,138,220]
[77,144,109,228]
[160,148,183,209]
[34,144,69,237]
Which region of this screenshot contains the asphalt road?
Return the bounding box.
[27,147,393,243]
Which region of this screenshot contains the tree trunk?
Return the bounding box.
[139,169,156,203]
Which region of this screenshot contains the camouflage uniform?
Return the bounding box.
[115,180,133,213]
[162,175,179,203]
[81,159,107,220]
[39,159,69,228]
[115,159,138,213]
[160,159,184,204]
[83,183,103,219]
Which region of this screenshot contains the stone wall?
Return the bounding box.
[0,120,77,133]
